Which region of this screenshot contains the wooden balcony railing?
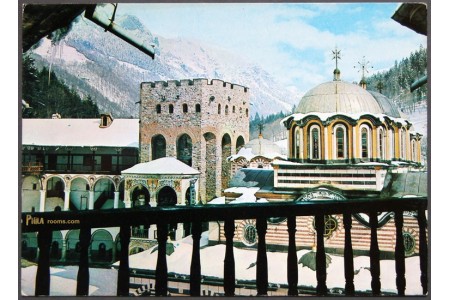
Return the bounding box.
[22,162,43,175]
[21,197,428,296]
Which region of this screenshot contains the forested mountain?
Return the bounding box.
[366,45,427,112]
[27,13,298,118]
[22,55,99,119]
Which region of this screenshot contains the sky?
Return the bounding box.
[117,2,427,95]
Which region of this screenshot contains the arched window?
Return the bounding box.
[218,104,221,114]
[246,108,249,117]
[195,104,201,113]
[232,106,236,113]
[378,128,386,160]
[333,124,347,159]
[360,124,371,159]
[400,128,407,159]
[295,127,301,159]
[225,105,229,115]
[183,104,188,113]
[411,140,417,162]
[169,104,174,114]
[156,104,161,114]
[309,125,321,160]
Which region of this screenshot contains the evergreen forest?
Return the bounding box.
[22,55,99,119]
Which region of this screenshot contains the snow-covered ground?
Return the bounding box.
[119,233,424,296]
[21,265,117,296]
[21,232,424,296]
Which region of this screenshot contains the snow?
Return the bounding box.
[33,38,90,64]
[282,112,410,128]
[225,187,260,203]
[22,118,139,148]
[122,157,200,175]
[355,162,390,166]
[208,196,226,204]
[21,266,118,296]
[122,240,424,295]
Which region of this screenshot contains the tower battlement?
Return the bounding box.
[142,78,248,93]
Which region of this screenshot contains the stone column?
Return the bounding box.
[113,191,119,209]
[88,190,94,210]
[39,189,46,212]
[149,224,157,240]
[64,189,70,211]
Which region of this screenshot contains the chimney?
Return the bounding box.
[99,113,114,128]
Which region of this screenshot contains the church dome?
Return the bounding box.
[243,135,282,157]
[295,80,402,118]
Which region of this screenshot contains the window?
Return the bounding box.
[246,108,249,117]
[169,104,174,114]
[309,125,321,160]
[378,128,385,160]
[411,140,417,162]
[360,124,371,159]
[232,106,235,113]
[218,104,221,114]
[336,128,344,158]
[225,105,229,115]
[295,127,301,159]
[400,128,407,159]
[83,155,94,166]
[156,104,161,114]
[195,104,201,113]
[182,104,188,113]
[361,128,368,158]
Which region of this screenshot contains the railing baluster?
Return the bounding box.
[343,213,355,295]
[256,218,268,295]
[418,207,428,295]
[369,211,381,295]
[155,223,168,296]
[190,221,202,296]
[76,227,91,296]
[35,229,51,296]
[224,218,235,296]
[117,225,130,296]
[315,214,327,296]
[394,211,406,295]
[287,216,298,296]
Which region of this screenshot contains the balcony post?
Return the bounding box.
[256,218,268,296]
[369,211,381,295]
[418,207,428,295]
[315,214,327,296]
[76,227,91,296]
[64,189,70,211]
[223,219,235,296]
[39,189,46,212]
[117,225,130,296]
[88,190,94,210]
[35,229,51,296]
[287,216,298,296]
[113,191,119,209]
[155,223,168,296]
[343,213,355,295]
[190,221,202,296]
[394,211,406,295]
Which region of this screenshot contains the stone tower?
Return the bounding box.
[139,78,250,202]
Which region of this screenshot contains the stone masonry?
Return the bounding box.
[139,78,250,202]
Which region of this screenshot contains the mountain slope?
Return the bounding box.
[29,13,298,118]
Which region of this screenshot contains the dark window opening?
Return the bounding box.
[169,104,174,114]
[195,104,201,113]
[183,104,188,113]
[156,104,161,114]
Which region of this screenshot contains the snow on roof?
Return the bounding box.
[281,112,410,128]
[120,238,424,295]
[121,157,200,175]
[22,118,139,148]
[225,187,260,204]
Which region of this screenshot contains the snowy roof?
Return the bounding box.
[22,118,139,148]
[229,169,274,188]
[281,112,410,128]
[295,80,402,118]
[228,135,285,162]
[122,157,200,175]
